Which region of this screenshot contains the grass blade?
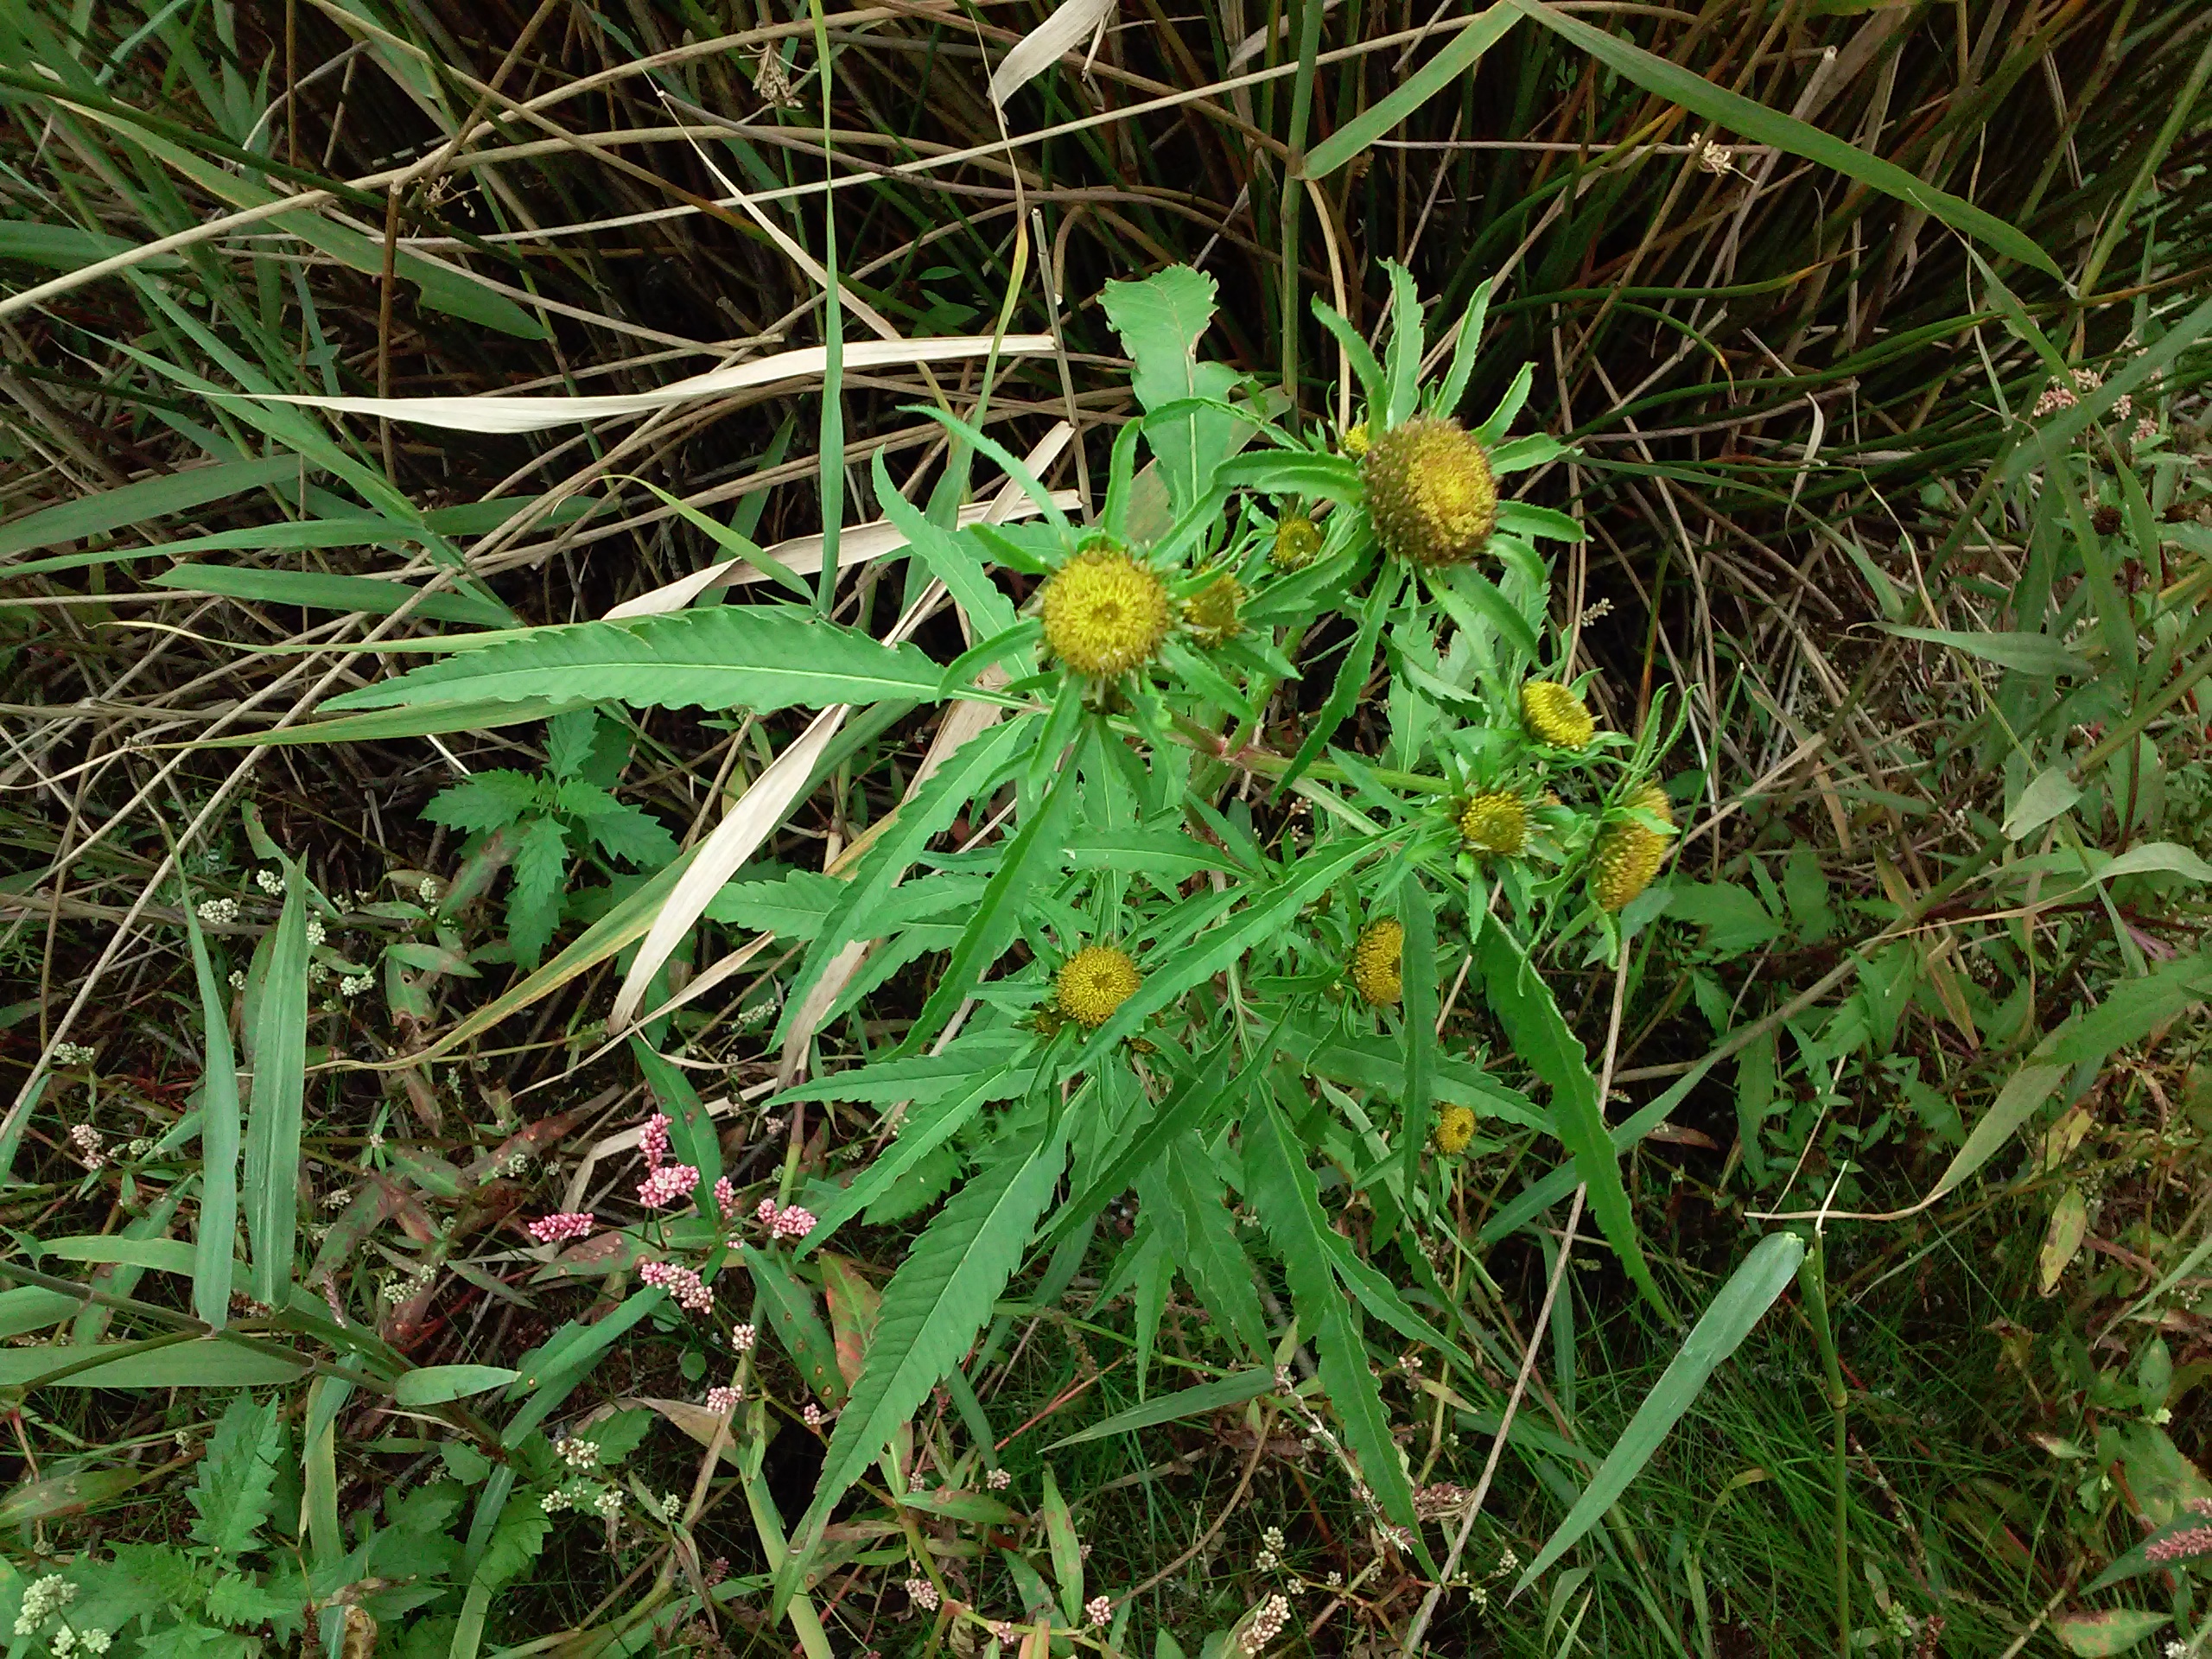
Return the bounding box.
[1513,1231,1805,1592]
[181,884,240,1329]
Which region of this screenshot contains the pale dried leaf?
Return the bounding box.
[988,0,1116,106]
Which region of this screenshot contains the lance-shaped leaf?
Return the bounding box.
[322,607,947,713]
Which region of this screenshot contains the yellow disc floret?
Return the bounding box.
[1433,1105,1477,1156]
[1054,944,1141,1028]
[1590,784,1673,912]
[1039,544,1172,677]
[1521,681,1595,749]
[1183,574,1246,646]
[1341,422,1371,459]
[1271,516,1323,571]
[1361,416,1498,566]
[1350,918,1404,1008]
[1459,791,1529,855]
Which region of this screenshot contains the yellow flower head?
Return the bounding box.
[1350,918,1404,1008]
[1591,784,1673,912]
[1459,791,1529,855]
[1361,416,1498,566]
[1433,1105,1477,1156]
[1054,944,1141,1028]
[1271,516,1323,572]
[1183,574,1246,646]
[1039,544,1172,677]
[1521,680,1595,749]
[1341,422,1371,459]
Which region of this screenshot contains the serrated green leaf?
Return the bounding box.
[1101,266,1243,511]
[572,802,677,868]
[1243,1096,1422,1547]
[321,607,946,713]
[473,1496,552,1590]
[780,1125,1068,1611]
[1158,1154,1270,1358]
[506,817,569,969]
[423,772,544,836]
[1478,918,1663,1315]
[188,1396,284,1556]
[794,1064,1023,1252]
[203,1573,294,1630]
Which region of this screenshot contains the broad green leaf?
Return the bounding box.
[0,1467,149,1527]
[181,885,241,1327]
[1101,266,1243,511]
[1159,1154,1271,1358]
[0,455,298,560]
[1878,625,2087,678]
[321,607,945,713]
[742,1246,847,1407]
[394,1365,519,1407]
[0,1287,78,1339]
[204,697,594,748]
[243,876,308,1306]
[2053,1609,2171,1656]
[1041,1467,1084,1623]
[1048,1369,1275,1448]
[1303,8,1518,179]
[0,1342,305,1388]
[1244,1095,1423,1547]
[1515,1231,1804,1590]
[1666,882,1783,953]
[43,1237,196,1274]
[188,1395,284,1555]
[506,817,569,969]
[1507,0,2058,277]
[150,564,509,626]
[780,1126,1068,1611]
[1478,920,1663,1313]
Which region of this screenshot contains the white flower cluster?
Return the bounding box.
[339,975,372,998]
[49,1043,95,1067]
[557,1437,601,1470]
[196,897,238,925]
[15,1576,75,1635]
[1238,1593,1290,1654]
[903,1576,939,1612]
[49,1629,110,1656]
[67,1124,105,1171]
[305,918,327,947]
[1255,1524,1287,1572]
[256,868,285,896]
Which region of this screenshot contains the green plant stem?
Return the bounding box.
[1796,1233,1851,1659]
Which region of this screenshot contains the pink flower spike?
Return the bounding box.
[639,1112,672,1173]
[713,1175,738,1218]
[756,1197,779,1226]
[639,1259,714,1313]
[772,1204,817,1241]
[525,1211,595,1245]
[637,1163,701,1209]
[706,1385,741,1414]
